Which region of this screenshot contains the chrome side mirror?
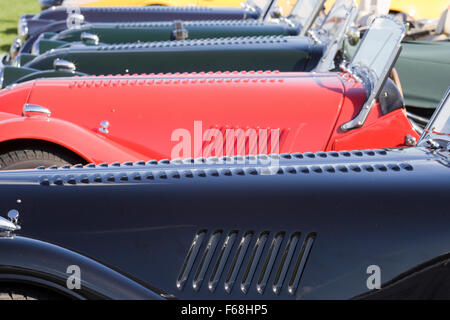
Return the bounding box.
[53,58,76,73]
[346,26,360,46]
[81,32,99,46]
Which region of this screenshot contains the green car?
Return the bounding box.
[30,0,324,55]
[1,0,359,88]
[396,40,450,112]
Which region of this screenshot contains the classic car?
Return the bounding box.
[389,0,449,20]
[340,7,450,118]
[0,88,448,299]
[396,40,450,113]
[6,0,275,62]
[39,0,244,10]
[18,0,268,47]
[42,0,450,20]
[0,16,419,170]
[395,8,450,115]
[27,0,324,56]
[41,0,298,14]
[1,0,358,88]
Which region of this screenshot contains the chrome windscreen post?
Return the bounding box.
[417,88,450,149]
[313,0,359,72]
[261,0,279,21]
[340,15,406,131]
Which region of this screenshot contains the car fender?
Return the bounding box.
[0,115,149,164]
[0,235,165,300]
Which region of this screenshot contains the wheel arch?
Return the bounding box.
[0,116,149,164]
[0,236,165,300]
[0,138,89,165]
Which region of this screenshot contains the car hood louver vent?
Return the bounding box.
[177,230,316,296]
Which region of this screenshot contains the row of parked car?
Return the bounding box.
[0,0,449,300]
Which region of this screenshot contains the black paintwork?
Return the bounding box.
[0,236,164,300]
[0,147,449,299]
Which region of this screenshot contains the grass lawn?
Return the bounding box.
[0,0,40,54]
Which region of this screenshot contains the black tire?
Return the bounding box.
[0,146,83,170]
[0,285,63,300]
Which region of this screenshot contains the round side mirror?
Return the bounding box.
[53,58,76,73]
[81,32,100,46]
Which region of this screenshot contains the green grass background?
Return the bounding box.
[0,0,40,54]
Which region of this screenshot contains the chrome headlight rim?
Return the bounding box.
[17,17,29,39]
[39,0,64,10]
[0,66,4,89]
[9,37,22,61]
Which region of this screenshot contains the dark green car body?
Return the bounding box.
[0,0,356,88]
[34,20,301,54]
[395,40,450,110]
[2,35,324,88]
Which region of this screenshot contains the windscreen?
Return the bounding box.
[290,0,321,24]
[351,15,404,85]
[259,0,279,20]
[423,89,450,136]
[318,0,355,39]
[341,15,406,131]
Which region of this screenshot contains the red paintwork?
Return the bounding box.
[0,71,419,164]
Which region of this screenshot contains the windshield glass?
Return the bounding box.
[340,15,405,131]
[308,0,356,43]
[289,0,322,25]
[351,16,404,84]
[259,0,278,19]
[319,0,353,36]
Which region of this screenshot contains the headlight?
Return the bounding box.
[9,38,22,61]
[39,0,64,10]
[18,17,29,39]
[0,67,4,89]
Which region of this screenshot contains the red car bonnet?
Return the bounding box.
[0,71,418,163]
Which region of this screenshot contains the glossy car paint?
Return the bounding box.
[395,40,450,110]
[33,20,300,54]
[0,236,165,300]
[15,4,261,57]
[3,36,324,87]
[48,0,244,7]
[23,5,261,42]
[0,72,418,164]
[44,0,297,17]
[0,147,448,299]
[32,5,261,22]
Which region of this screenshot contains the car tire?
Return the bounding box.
[0,285,63,300]
[0,147,83,170]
